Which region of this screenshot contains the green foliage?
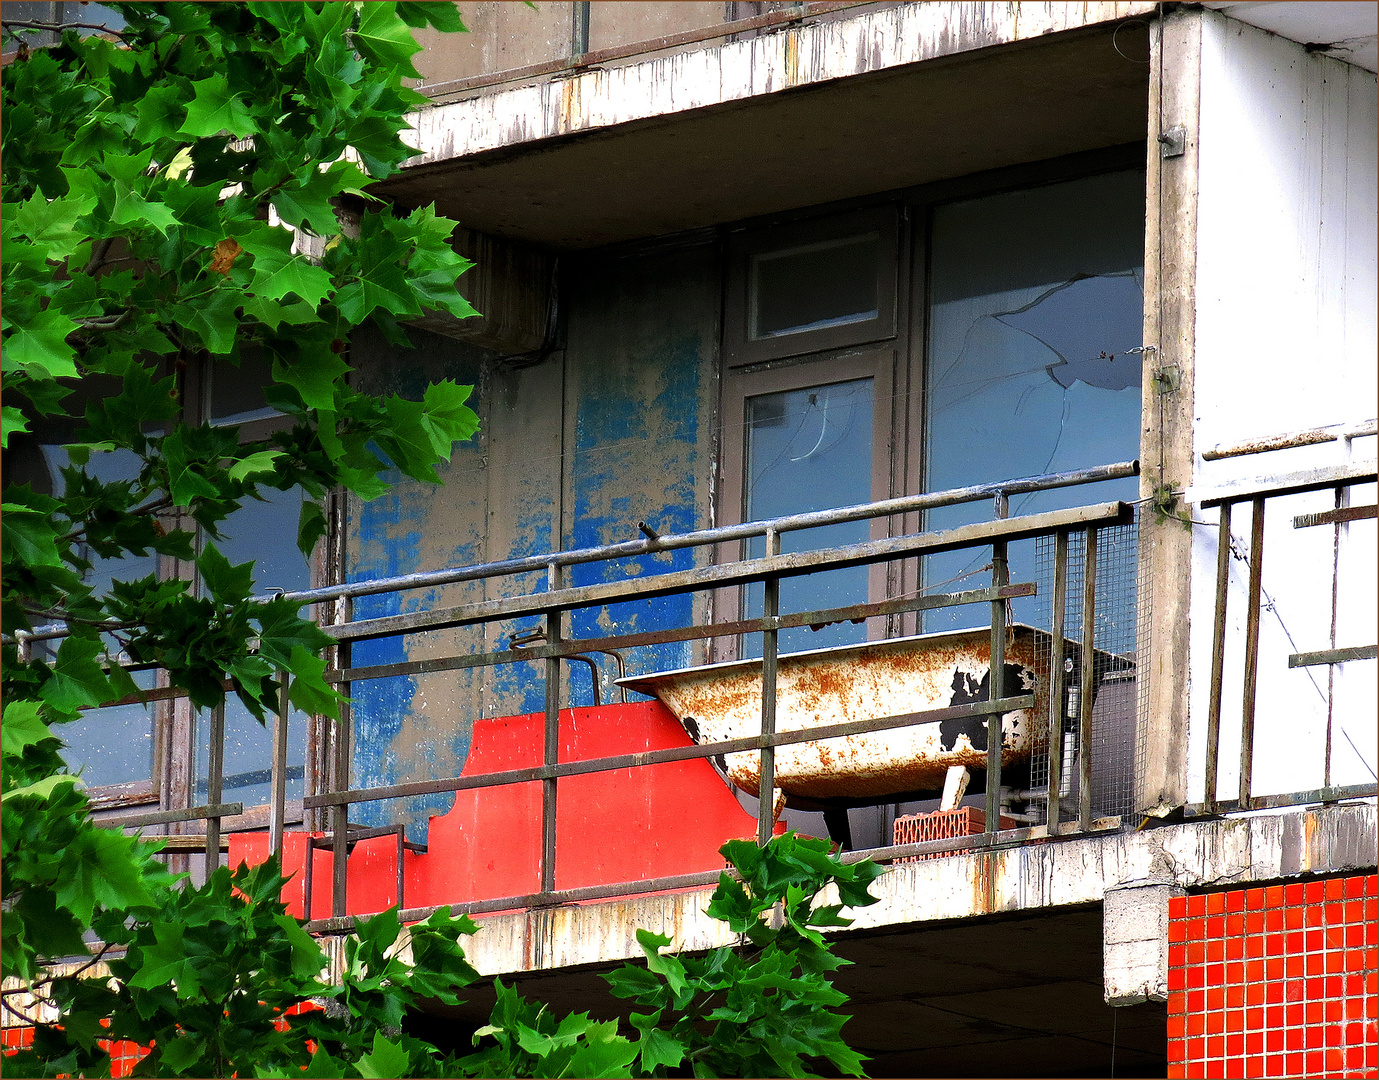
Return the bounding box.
[1,837,880,1078]
[0,5,880,1077]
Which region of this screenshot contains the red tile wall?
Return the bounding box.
[1167,874,1378,1079]
[0,1000,321,1075]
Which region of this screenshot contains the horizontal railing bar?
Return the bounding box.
[262,463,1138,608]
[303,695,1035,809]
[301,815,1122,933]
[6,464,1136,644]
[95,803,245,829]
[1201,418,1377,461]
[1288,645,1378,668]
[327,582,1037,685]
[328,502,1129,645]
[1193,460,1377,508]
[1184,783,1377,816]
[1293,504,1376,529]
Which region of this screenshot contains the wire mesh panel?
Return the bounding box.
[1029,516,1139,824]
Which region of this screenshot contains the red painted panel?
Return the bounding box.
[231,702,763,920]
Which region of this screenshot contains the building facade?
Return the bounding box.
[15,3,1377,1077]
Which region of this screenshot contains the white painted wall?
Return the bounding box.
[1187,12,1377,803]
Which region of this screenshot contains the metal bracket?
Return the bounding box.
[1158,125,1187,159]
[1152,364,1181,395]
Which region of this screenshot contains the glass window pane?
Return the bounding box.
[59,669,156,788]
[751,234,880,339]
[923,169,1145,632]
[195,486,314,808]
[210,350,281,426]
[743,378,874,653]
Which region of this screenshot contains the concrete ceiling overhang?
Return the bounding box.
[408,906,1169,1078]
[377,22,1152,250]
[1202,0,1379,71]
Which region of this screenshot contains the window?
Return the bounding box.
[724,206,898,366]
[719,352,895,656]
[13,353,320,826]
[718,158,1145,644]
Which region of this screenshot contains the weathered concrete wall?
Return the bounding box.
[560,239,721,682]
[344,239,721,838]
[1183,13,1378,804]
[406,1,1156,166]
[350,802,1376,980]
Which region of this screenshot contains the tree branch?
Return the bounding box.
[84,237,116,277]
[1,19,133,40]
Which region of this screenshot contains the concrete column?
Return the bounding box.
[1103,877,1185,1005]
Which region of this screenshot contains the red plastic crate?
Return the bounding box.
[892,807,1019,862]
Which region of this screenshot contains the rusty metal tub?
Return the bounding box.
[616,625,1095,807]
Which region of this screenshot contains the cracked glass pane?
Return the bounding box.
[922,169,1145,631]
[742,377,874,654]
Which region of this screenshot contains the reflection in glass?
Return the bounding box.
[751,234,880,339]
[34,447,159,788]
[60,669,157,788]
[923,169,1145,632]
[195,487,313,809]
[743,378,874,654]
[210,349,281,426]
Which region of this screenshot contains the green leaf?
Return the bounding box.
[297,498,327,558]
[132,84,186,143]
[2,773,83,803]
[241,296,323,331]
[396,2,468,32]
[1,701,55,757]
[285,645,346,716]
[353,3,426,78]
[38,636,117,716]
[198,542,254,604]
[1,504,63,567]
[227,450,284,483]
[271,168,345,236]
[420,380,479,454]
[157,1035,202,1073]
[2,307,80,379]
[179,288,242,355]
[637,928,688,999]
[270,351,349,412]
[1,405,31,449]
[178,73,258,139]
[357,1031,412,1079]
[236,226,335,307]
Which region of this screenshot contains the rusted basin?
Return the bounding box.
[617,625,1117,806]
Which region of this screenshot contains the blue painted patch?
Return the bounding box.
[349,481,448,841]
[567,335,701,679]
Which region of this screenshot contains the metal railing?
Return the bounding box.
[289,461,1139,924]
[20,461,1141,916]
[1194,458,1377,816]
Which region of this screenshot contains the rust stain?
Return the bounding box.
[624,627,1060,803]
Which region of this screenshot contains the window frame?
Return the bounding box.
[713,146,1149,660]
[723,205,900,367]
[711,347,900,663]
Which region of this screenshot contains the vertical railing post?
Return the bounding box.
[1078,527,1098,831]
[986,494,1009,833]
[1239,495,1265,806]
[1324,484,1344,790]
[269,670,290,860]
[1205,500,1232,813]
[1045,528,1069,835]
[205,701,225,879]
[757,527,781,847]
[332,595,352,919]
[542,562,563,893]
